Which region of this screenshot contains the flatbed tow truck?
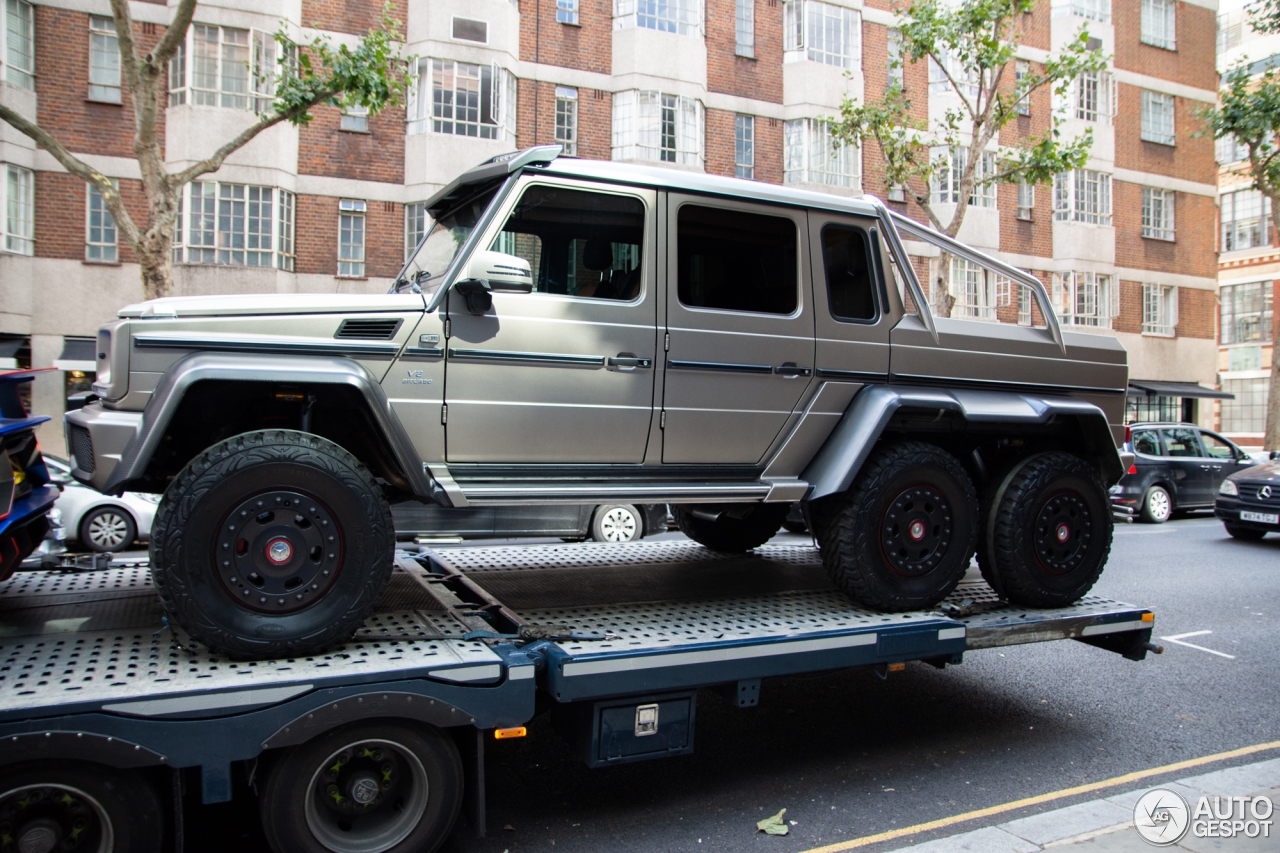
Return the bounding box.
[0,541,1157,852]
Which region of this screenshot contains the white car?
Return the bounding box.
[45,456,160,552]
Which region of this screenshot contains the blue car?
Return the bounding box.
[0,369,61,581]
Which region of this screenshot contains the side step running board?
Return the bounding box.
[460,482,774,505]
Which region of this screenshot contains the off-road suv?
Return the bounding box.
[66,146,1129,659]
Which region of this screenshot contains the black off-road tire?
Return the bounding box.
[979,452,1112,608]
[259,721,463,853]
[675,504,789,552]
[1224,523,1267,541]
[817,442,978,611]
[0,760,165,853]
[150,430,394,659]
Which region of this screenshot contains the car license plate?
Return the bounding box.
[1240,510,1279,524]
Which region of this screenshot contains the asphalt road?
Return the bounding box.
[186,515,1280,852]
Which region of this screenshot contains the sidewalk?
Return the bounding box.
[884,757,1280,853]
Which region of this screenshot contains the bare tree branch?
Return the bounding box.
[106,0,143,100]
[929,54,978,119]
[149,0,198,66]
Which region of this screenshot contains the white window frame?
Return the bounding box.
[173,180,294,270]
[612,89,704,166]
[341,103,369,133]
[405,201,427,263]
[1053,169,1112,225]
[614,0,702,36]
[1017,283,1033,325]
[3,0,35,90]
[1015,60,1031,115]
[557,0,579,24]
[1061,70,1116,124]
[1141,187,1174,241]
[338,199,366,278]
[1220,377,1269,434]
[88,15,121,103]
[784,1,860,70]
[1017,181,1034,220]
[888,29,904,89]
[86,181,118,263]
[736,0,754,57]
[555,86,578,156]
[169,25,278,112]
[784,118,859,188]
[1216,134,1247,165]
[1141,0,1176,50]
[928,52,980,100]
[950,257,999,322]
[407,58,517,141]
[1052,271,1116,328]
[735,114,754,179]
[1220,281,1273,345]
[1142,283,1177,336]
[1220,189,1271,251]
[930,147,996,208]
[1051,0,1110,24]
[3,163,33,255]
[887,183,907,202]
[1140,90,1175,145]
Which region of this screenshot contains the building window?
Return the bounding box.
[1141,187,1174,241]
[1140,90,1175,145]
[408,59,516,140]
[736,0,754,57]
[1141,0,1176,50]
[784,1,860,69]
[614,0,701,36]
[888,183,907,202]
[1051,0,1109,24]
[784,119,858,188]
[340,104,369,132]
[1017,283,1033,325]
[1017,182,1034,220]
[4,0,34,89]
[1218,13,1243,55]
[173,181,295,270]
[557,0,579,24]
[612,90,703,166]
[888,29,903,89]
[405,202,427,262]
[1221,189,1271,251]
[338,199,366,278]
[1220,282,1273,345]
[1053,170,1111,225]
[931,147,996,208]
[1052,271,1116,327]
[86,183,118,263]
[555,86,578,156]
[1220,378,1269,434]
[1217,134,1248,165]
[1015,60,1031,115]
[1126,394,1181,425]
[88,16,121,103]
[1142,283,1177,336]
[451,17,488,43]
[1064,70,1115,123]
[928,51,980,100]
[735,114,754,179]
[193,25,248,109]
[4,164,33,255]
[949,258,998,321]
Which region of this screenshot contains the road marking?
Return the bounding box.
[796,739,1280,853]
[1160,630,1236,659]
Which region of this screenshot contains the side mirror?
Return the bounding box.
[453,279,492,315]
[465,250,534,293]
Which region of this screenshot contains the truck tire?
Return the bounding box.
[675,504,789,552]
[259,720,463,853]
[150,430,394,659]
[0,760,164,853]
[980,452,1112,607]
[591,504,644,542]
[817,442,978,611]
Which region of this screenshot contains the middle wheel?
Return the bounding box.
[818,442,978,611]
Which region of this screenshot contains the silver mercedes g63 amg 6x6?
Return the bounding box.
[66,146,1128,659]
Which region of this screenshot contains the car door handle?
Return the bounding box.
[774,363,813,378]
[607,355,653,370]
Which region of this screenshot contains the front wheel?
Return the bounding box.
[1224,523,1267,540]
[675,504,789,552]
[150,430,395,659]
[591,505,643,542]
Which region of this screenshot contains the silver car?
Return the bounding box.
[45,456,158,552]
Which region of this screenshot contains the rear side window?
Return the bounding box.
[677,205,797,315]
[1132,430,1159,456]
[821,225,876,321]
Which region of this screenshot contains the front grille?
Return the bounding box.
[70,425,95,474]
[335,318,403,340]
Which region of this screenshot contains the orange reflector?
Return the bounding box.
[494,727,527,740]
[888,662,906,673]
[1141,612,1154,622]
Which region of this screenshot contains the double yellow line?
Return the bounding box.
[799,739,1280,853]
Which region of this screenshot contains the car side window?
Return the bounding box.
[821,225,877,321]
[1200,432,1238,459]
[1160,428,1204,458]
[677,204,798,315]
[1132,430,1159,456]
[491,185,645,300]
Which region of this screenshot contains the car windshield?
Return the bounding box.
[394,183,503,297]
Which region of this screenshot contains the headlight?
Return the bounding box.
[1220,479,1239,496]
[46,507,62,525]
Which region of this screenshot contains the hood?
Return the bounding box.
[1228,459,1280,482]
[118,292,425,319]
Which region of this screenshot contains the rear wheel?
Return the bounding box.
[80,506,137,552]
[1224,523,1267,540]
[0,761,164,853]
[676,504,789,552]
[259,721,463,853]
[1140,485,1172,524]
[150,430,394,659]
[591,505,643,542]
[817,442,978,611]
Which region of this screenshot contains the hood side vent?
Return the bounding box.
[335,318,404,340]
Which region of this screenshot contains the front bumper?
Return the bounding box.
[64,403,144,493]
[1214,496,1280,531]
[0,484,59,581]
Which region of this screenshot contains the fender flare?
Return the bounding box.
[801,384,1123,500]
[102,352,446,503]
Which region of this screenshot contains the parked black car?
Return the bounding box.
[1215,455,1280,539]
[1111,423,1257,523]
[390,503,671,543]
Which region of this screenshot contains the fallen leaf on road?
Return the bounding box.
[757,809,788,836]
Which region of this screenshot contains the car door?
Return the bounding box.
[661,195,814,465]
[808,211,892,378]
[1159,427,1211,506]
[1199,430,1253,496]
[444,178,658,463]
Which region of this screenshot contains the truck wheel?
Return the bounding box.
[0,760,164,853]
[1224,523,1267,540]
[150,430,394,659]
[675,504,789,551]
[259,721,463,853]
[591,505,643,542]
[982,452,1112,607]
[1139,485,1172,524]
[818,442,978,611]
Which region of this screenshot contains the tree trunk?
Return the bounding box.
[1263,204,1280,451]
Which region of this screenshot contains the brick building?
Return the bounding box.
[0,0,1220,451]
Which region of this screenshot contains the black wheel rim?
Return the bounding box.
[214,490,344,613]
[879,485,953,577]
[304,739,429,852]
[1033,489,1093,575]
[0,783,111,853]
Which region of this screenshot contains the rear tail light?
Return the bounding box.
[1124,425,1132,446]
[1127,463,1137,475]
